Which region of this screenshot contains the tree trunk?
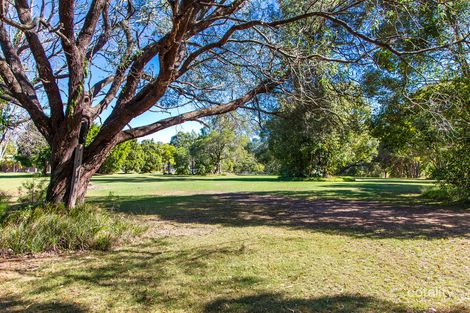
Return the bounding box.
[42,160,49,176]
[45,138,112,207]
[46,155,99,207]
[46,151,75,204]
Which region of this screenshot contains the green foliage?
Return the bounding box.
[0,100,24,159]
[171,132,198,174]
[268,75,377,178]
[373,77,469,199]
[231,148,265,174]
[196,129,235,174]
[416,78,469,200]
[247,135,278,174]
[87,124,133,174]
[0,190,10,218]
[99,141,132,174]
[0,158,22,172]
[170,131,197,148]
[120,128,263,176]
[421,187,453,202]
[123,140,145,173]
[432,143,470,201]
[170,117,264,175]
[174,146,192,175]
[85,123,101,146]
[161,144,176,174]
[372,106,427,178]
[17,177,48,206]
[278,0,469,183]
[0,204,141,255]
[141,139,163,173]
[14,122,50,173]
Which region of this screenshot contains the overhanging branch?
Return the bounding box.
[118,77,284,141]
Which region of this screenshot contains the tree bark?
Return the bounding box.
[45,139,110,206]
[46,153,103,206]
[46,158,74,204]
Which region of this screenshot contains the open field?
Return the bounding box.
[0,174,469,312]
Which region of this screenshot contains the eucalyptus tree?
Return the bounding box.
[0,0,465,206]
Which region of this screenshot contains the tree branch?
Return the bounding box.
[14,0,64,126]
[118,77,283,141]
[77,0,108,53]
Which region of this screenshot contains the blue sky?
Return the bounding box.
[96,105,203,143]
[141,120,201,143]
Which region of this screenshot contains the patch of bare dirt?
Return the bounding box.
[139,217,217,238]
[0,252,70,280]
[202,193,470,238]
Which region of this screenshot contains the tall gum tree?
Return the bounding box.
[0,0,466,207]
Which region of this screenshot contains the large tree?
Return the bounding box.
[0,0,465,206]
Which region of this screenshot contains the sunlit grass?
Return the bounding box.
[0,174,468,313]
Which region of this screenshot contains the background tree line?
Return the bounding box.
[85,115,263,175]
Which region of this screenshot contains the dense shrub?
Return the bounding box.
[421,187,453,202]
[431,143,470,202]
[0,204,142,255]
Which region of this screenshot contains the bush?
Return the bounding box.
[17,178,48,206]
[0,204,142,255]
[422,187,452,201]
[431,144,470,202]
[421,186,469,204]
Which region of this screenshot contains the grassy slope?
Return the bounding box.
[0,174,469,313]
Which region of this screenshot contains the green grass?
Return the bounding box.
[0,174,468,312]
[85,174,435,202]
[0,173,35,192]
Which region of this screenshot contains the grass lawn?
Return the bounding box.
[0,174,469,312]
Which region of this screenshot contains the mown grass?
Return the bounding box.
[0,173,35,192]
[0,173,468,313]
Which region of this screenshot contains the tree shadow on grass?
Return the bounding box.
[90,188,469,240]
[204,293,469,313]
[3,234,468,312]
[0,295,85,312]
[6,239,262,311]
[6,239,468,313]
[4,245,469,313]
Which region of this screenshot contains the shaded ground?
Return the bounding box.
[103,192,470,240]
[204,294,469,313]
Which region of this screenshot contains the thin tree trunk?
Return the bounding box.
[42,160,49,176]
